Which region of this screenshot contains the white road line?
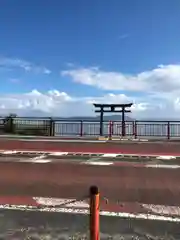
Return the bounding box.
[146,164,180,169]
[0,205,179,222]
[13,139,107,143]
[33,197,180,217]
[102,154,118,157]
[0,150,180,158]
[82,161,113,166]
[142,204,180,216]
[48,152,69,156]
[29,154,51,163]
[156,156,176,160]
[32,159,52,163]
[1,150,49,154]
[33,197,89,208]
[18,158,52,163]
[2,150,17,154]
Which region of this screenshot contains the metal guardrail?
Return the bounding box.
[0,117,180,139]
[48,120,180,140]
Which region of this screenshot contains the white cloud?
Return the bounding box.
[0,57,51,74]
[0,61,179,118]
[0,89,178,119]
[61,64,180,94]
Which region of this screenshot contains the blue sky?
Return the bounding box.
[0,0,180,117]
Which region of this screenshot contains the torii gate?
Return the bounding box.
[93,103,133,136]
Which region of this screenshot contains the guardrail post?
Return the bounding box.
[9,117,14,133]
[133,121,137,139]
[4,116,14,134]
[108,121,113,139]
[80,120,83,136]
[167,121,170,140]
[122,120,126,137]
[89,186,100,240]
[49,118,54,136]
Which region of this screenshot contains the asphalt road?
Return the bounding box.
[0,151,180,165]
[0,209,179,239]
[0,159,179,205]
[1,138,180,155]
[0,138,179,238]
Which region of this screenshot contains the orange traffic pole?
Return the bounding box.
[89,186,100,240]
